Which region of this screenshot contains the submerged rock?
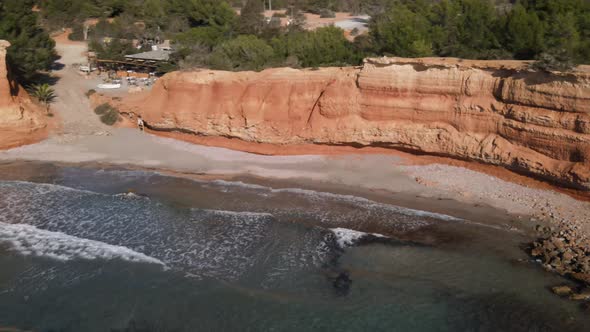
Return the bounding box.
[332,272,352,296]
[551,285,574,296]
[569,290,590,301]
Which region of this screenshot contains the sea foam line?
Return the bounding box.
[211,179,462,221]
[0,222,165,267]
[0,180,100,196]
[198,208,274,218]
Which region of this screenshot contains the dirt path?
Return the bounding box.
[49,35,110,140]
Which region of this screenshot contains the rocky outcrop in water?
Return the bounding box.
[0,40,46,150]
[531,226,590,277]
[124,57,590,190]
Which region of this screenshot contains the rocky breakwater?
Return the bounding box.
[0,40,46,150]
[125,57,590,190]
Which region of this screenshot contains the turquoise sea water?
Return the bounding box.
[0,164,588,331]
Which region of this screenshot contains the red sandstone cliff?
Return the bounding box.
[0,40,47,150]
[124,57,590,190]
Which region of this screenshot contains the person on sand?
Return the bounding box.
[137,116,145,131]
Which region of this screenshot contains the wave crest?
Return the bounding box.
[0,222,165,267]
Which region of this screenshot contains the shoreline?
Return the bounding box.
[143,128,590,202]
[2,145,590,305]
[0,159,540,251]
[0,158,549,239]
[1,129,588,231]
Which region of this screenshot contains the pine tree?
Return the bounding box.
[505,4,545,59]
[238,0,265,35]
[0,0,57,84]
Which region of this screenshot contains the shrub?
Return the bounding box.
[94,103,120,125]
[86,89,96,97]
[68,23,85,41]
[29,83,56,114]
[319,9,335,18]
[100,109,120,125]
[209,35,274,71]
[531,50,576,72]
[94,103,111,115]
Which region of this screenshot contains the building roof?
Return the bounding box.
[125,49,171,62]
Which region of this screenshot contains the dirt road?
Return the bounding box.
[50,34,109,139]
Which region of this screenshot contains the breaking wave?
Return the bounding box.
[330,228,386,248]
[0,222,165,266]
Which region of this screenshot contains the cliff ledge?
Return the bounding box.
[123,57,590,190]
[0,40,47,150]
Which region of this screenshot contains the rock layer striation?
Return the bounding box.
[0,40,46,150]
[127,57,590,190]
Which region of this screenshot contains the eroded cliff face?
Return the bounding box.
[126,57,590,190]
[0,40,46,150]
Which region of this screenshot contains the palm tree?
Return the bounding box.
[29,83,56,114]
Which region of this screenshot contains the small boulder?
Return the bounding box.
[531,247,544,257]
[550,257,562,267]
[570,273,590,285]
[562,251,575,262]
[551,237,566,250]
[569,289,590,301]
[551,285,573,296]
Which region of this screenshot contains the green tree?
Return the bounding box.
[273,26,359,67]
[182,0,237,27]
[29,83,57,114]
[89,39,138,61]
[504,4,545,59]
[238,0,265,35]
[370,4,433,57]
[175,26,227,49]
[545,12,580,60]
[0,0,58,84]
[209,35,274,71]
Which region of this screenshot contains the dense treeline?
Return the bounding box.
[37,0,589,71]
[369,0,590,68]
[0,0,58,84]
[1,0,589,83]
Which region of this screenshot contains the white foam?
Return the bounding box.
[114,192,148,199]
[0,180,99,196]
[0,222,165,267]
[331,228,386,248]
[200,208,274,218]
[212,180,462,221]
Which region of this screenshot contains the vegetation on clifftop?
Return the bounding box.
[0,0,58,84]
[36,0,590,72]
[2,0,589,81]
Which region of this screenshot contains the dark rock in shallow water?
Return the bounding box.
[332,272,352,296]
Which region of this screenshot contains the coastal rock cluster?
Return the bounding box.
[0,40,46,150]
[532,225,590,302]
[125,57,590,190]
[532,226,590,277]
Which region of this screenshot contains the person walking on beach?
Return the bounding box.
[137,116,145,131]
